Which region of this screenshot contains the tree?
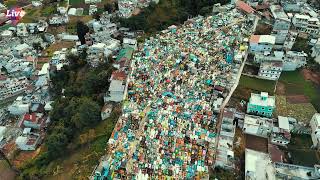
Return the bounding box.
[71,98,101,129]
[104,3,114,13]
[76,21,89,45]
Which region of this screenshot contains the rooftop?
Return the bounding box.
[249,92,275,107]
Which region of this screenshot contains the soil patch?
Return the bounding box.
[286,95,309,104]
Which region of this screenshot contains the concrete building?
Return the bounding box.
[101,104,113,120]
[104,80,125,102]
[310,113,320,149]
[8,96,30,115]
[250,35,276,53]
[292,14,320,36]
[0,77,28,101]
[16,23,28,37]
[21,113,46,130]
[216,108,236,169]
[258,61,283,80]
[254,51,307,71]
[247,92,275,118]
[311,38,320,64]
[243,114,273,137]
[15,133,40,151]
[270,5,291,46]
[245,148,320,180]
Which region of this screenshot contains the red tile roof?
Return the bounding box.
[250,35,260,43]
[236,1,255,14]
[112,70,127,81]
[24,113,37,123]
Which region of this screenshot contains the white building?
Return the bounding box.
[216,108,236,169]
[101,104,113,120]
[87,43,108,67]
[311,38,320,64]
[292,14,320,36]
[16,23,28,37]
[243,114,273,137]
[270,5,291,46]
[8,96,30,115]
[258,61,283,80]
[51,49,67,66]
[15,133,40,151]
[310,113,320,149]
[245,148,275,180]
[123,38,137,50]
[254,51,307,71]
[249,35,276,53]
[89,5,98,15]
[104,80,125,102]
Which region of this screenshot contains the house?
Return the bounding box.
[245,148,275,180]
[104,80,125,103]
[87,43,108,67]
[258,61,283,80]
[236,0,254,14]
[89,5,98,15]
[292,14,320,36]
[1,30,13,37]
[15,133,40,151]
[0,77,28,101]
[216,108,236,169]
[85,0,102,4]
[16,23,28,37]
[243,114,273,137]
[123,38,137,50]
[13,43,31,57]
[254,51,307,71]
[245,148,320,180]
[44,33,55,44]
[8,96,30,115]
[311,38,320,64]
[249,35,275,53]
[247,92,275,118]
[21,113,46,130]
[101,104,113,120]
[49,15,69,25]
[243,114,291,146]
[51,49,67,66]
[310,113,320,149]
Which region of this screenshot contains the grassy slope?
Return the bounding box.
[279,70,320,112]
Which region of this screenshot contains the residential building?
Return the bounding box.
[85,0,101,4]
[21,113,46,130]
[15,133,40,151]
[245,148,320,180]
[104,80,125,103]
[216,108,236,169]
[16,23,28,37]
[101,104,113,120]
[123,38,137,50]
[258,61,283,80]
[51,49,67,66]
[236,0,255,14]
[254,51,307,71]
[243,115,291,146]
[8,96,30,115]
[13,43,31,57]
[0,77,28,101]
[310,113,320,149]
[247,92,275,118]
[270,5,291,47]
[283,30,297,51]
[311,38,320,64]
[49,15,69,25]
[44,33,55,44]
[292,14,320,36]
[243,114,273,137]
[87,43,108,67]
[249,35,276,53]
[89,5,98,15]
[245,148,275,180]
